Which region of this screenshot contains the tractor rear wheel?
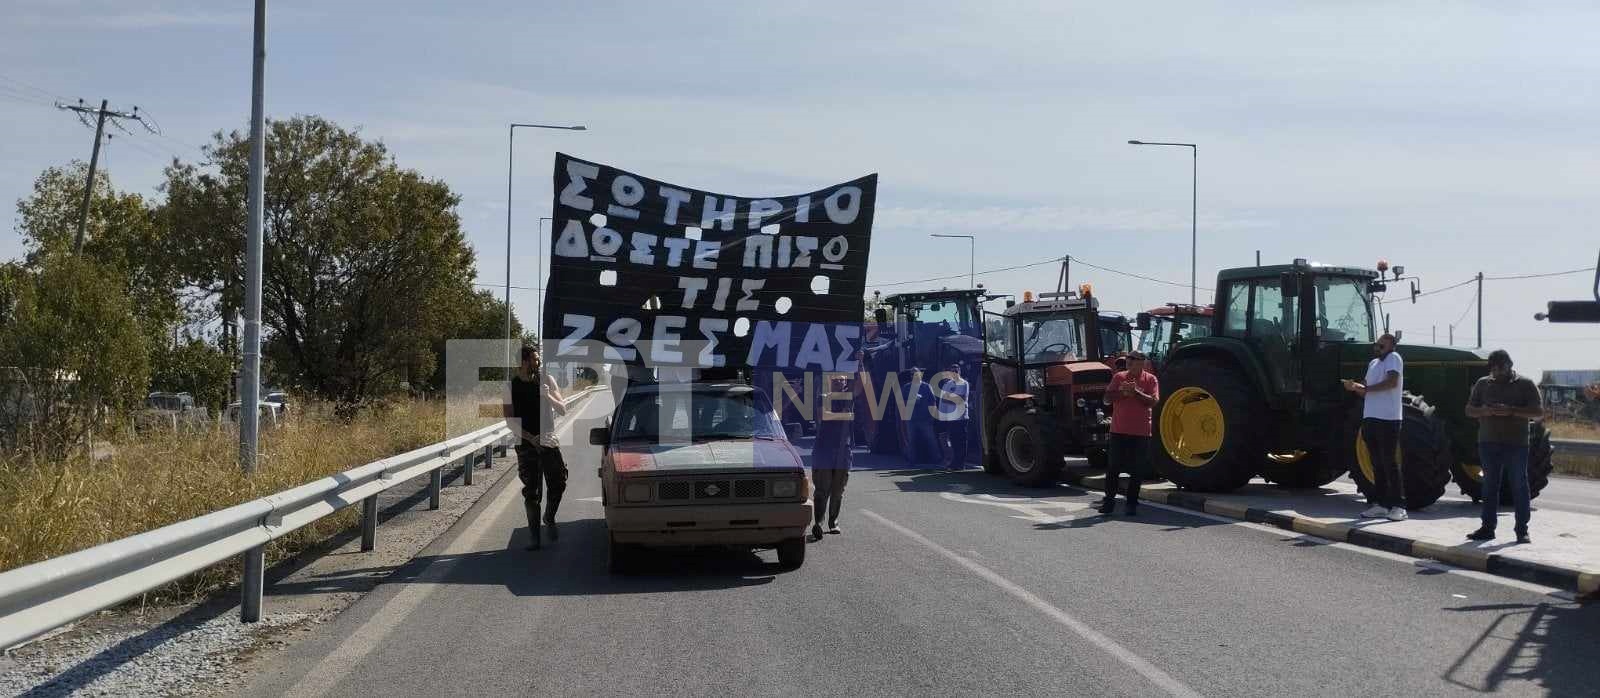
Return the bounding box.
[1450,421,1555,503]
[996,408,1065,487]
[1151,359,1260,492]
[1350,396,1453,510]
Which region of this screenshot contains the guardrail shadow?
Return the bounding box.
[1440,601,1600,694]
[14,596,238,698]
[265,517,779,600]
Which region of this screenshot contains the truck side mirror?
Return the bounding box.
[1279,272,1302,297]
[588,427,611,445]
[873,308,889,325]
[1136,312,1152,331]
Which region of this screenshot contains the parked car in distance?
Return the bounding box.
[590,380,812,573]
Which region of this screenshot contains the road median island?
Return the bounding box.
[1061,464,1599,599]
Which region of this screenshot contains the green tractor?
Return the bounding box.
[1144,260,1552,509]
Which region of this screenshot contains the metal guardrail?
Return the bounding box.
[0,416,529,651]
[1553,438,1600,458]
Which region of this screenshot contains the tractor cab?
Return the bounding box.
[861,288,990,462]
[1098,312,1133,368]
[1135,304,1213,369]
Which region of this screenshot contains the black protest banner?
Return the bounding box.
[543,153,876,371]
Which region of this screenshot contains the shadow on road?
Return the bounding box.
[265,518,783,599]
[1440,601,1600,695]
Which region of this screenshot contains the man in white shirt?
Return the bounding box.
[1343,333,1407,521]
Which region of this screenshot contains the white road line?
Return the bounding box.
[283,396,606,698]
[1135,499,1576,601]
[861,509,1204,698]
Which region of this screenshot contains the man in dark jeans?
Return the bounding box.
[1466,350,1543,544]
[1100,352,1159,515]
[1344,333,1407,521]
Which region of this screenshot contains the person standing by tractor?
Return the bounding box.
[934,362,972,471]
[1465,350,1544,544]
[1100,352,1159,515]
[1344,333,1407,521]
[507,345,568,550]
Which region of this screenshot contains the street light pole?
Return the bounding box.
[930,234,976,288]
[506,123,585,369]
[1128,140,1198,305]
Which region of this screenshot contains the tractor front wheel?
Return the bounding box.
[1450,421,1555,504]
[996,408,1065,487]
[1350,397,1453,510]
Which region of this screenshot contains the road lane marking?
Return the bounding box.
[282,394,608,698]
[861,509,1204,698]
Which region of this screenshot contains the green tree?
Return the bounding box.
[0,256,150,451]
[15,163,183,356]
[163,116,479,412]
[420,289,524,391]
[149,339,234,413]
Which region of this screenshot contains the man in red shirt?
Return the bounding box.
[1099,352,1160,516]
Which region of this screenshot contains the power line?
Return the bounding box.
[1413,276,1476,299]
[1451,291,1476,327]
[1484,266,1596,281]
[865,256,1063,290]
[1071,257,1215,293]
[55,98,158,252]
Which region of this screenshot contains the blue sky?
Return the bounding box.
[3,1,1598,376]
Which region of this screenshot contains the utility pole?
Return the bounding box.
[239,0,267,624]
[56,99,149,253]
[1476,271,1484,349]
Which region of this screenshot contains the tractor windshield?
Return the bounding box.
[902,297,980,338]
[1021,316,1086,363]
[1314,276,1375,343]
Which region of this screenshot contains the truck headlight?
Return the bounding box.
[623,482,652,503]
[772,479,799,498]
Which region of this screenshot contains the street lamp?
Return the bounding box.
[930,234,976,288]
[506,123,585,368]
[537,216,552,334]
[1127,139,1198,305]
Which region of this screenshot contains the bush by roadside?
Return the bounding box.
[0,399,455,602]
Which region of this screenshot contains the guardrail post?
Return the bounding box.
[429,468,442,510]
[241,545,265,623]
[361,495,378,551]
[463,451,475,486]
[483,444,494,469]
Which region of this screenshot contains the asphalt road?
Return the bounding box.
[239,390,1598,697]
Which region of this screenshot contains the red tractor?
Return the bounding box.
[1135,303,1214,370]
[980,286,1117,485]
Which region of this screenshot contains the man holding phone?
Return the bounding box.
[1465,350,1543,544]
[1100,352,1159,515]
[1343,333,1407,521]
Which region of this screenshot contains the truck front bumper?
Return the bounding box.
[606,502,813,546]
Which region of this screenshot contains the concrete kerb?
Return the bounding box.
[1057,467,1594,599]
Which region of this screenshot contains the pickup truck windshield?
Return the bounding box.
[612,391,783,443]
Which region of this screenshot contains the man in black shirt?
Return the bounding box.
[508,345,567,550]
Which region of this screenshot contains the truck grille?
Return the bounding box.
[658,481,691,500]
[734,479,766,498]
[694,480,731,499]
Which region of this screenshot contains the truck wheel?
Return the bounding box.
[1151,359,1260,492]
[996,408,1065,487]
[1450,421,1555,503]
[608,535,639,575]
[1351,397,1453,510]
[776,537,806,570]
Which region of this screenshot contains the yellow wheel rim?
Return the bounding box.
[1159,387,1225,467]
[1353,426,1403,483]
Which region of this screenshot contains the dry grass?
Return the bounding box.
[0,399,454,602]
[1548,419,1600,479]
